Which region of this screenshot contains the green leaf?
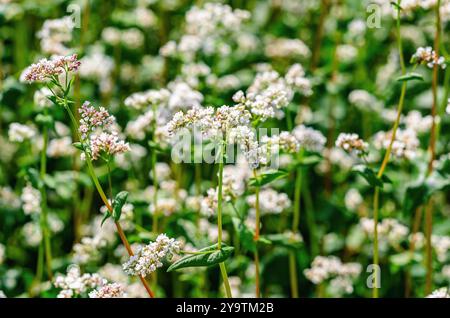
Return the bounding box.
[101,212,111,226]
[352,165,387,188]
[72,142,84,151]
[248,169,288,187]
[396,72,424,82]
[112,191,128,221]
[390,2,403,11]
[167,244,234,272]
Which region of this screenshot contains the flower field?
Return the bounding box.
[0,0,450,299]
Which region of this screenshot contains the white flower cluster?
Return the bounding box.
[123,234,181,277]
[88,283,126,298]
[33,87,53,108]
[79,51,114,94]
[160,3,250,60]
[37,16,74,55]
[54,265,107,298]
[247,188,291,215]
[403,110,435,134]
[344,188,363,211]
[336,133,368,156]
[293,125,327,152]
[78,101,130,161]
[432,235,450,262]
[47,136,75,158]
[426,288,450,298]
[373,128,419,160]
[21,183,41,215]
[360,217,409,246]
[348,90,382,113]
[265,37,311,59]
[411,46,446,69]
[8,123,36,143]
[304,256,362,295]
[102,27,145,49]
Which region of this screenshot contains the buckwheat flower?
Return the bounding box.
[345,188,363,211]
[122,234,181,277]
[79,51,114,83]
[432,235,450,262]
[47,136,76,158]
[403,110,434,133]
[336,44,358,63]
[360,217,409,247]
[247,188,291,215]
[102,27,122,46]
[22,222,42,247]
[304,256,361,295]
[21,54,80,83]
[88,132,130,161]
[33,87,53,108]
[0,291,6,298]
[78,101,115,140]
[373,128,419,160]
[154,162,172,181]
[293,125,327,152]
[411,46,446,69]
[0,186,20,209]
[54,265,107,298]
[89,283,126,298]
[265,37,311,59]
[426,288,450,298]
[285,63,313,96]
[73,236,108,264]
[21,183,41,215]
[121,28,145,49]
[125,111,154,140]
[201,188,218,216]
[336,133,368,156]
[348,90,382,113]
[37,16,74,55]
[265,131,300,154]
[8,123,36,143]
[149,197,178,216]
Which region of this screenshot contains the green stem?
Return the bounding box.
[39,111,52,281]
[151,103,159,234]
[373,187,380,298]
[371,1,407,298]
[289,252,299,298]
[217,143,232,298]
[62,98,155,298]
[252,169,261,298]
[289,150,304,298]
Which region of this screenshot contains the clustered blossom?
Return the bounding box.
[21,54,80,83]
[304,256,361,295]
[78,101,130,161]
[344,188,364,211]
[426,288,450,298]
[21,183,41,215]
[160,3,250,60]
[88,283,126,298]
[360,218,409,247]
[33,87,53,108]
[79,51,114,94]
[335,133,368,156]
[348,90,382,113]
[411,46,446,69]
[293,125,327,152]
[54,265,107,298]
[47,136,75,158]
[89,132,131,161]
[373,128,419,160]
[247,188,291,215]
[265,37,311,59]
[37,16,75,55]
[8,123,36,143]
[123,234,181,277]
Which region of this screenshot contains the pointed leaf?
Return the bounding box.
[113,191,128,221]
[167,244,234,272]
